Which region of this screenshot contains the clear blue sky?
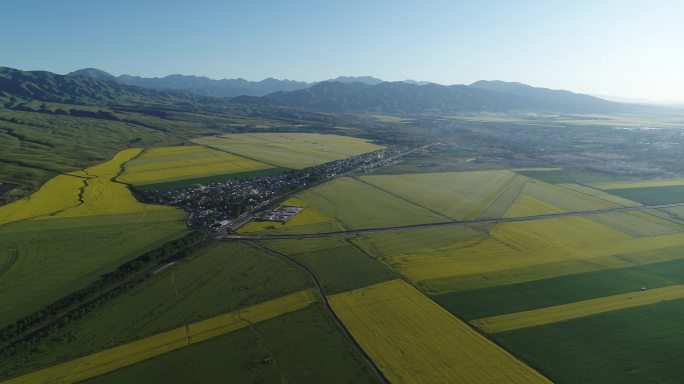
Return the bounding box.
[3,0,684,101]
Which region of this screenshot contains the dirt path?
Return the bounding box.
[247,241,389,384]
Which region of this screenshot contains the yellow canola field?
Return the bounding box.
[510,167,563,172]
[55,148,173,218]
[0,148,171,224]
[128,146,205,159]
[490,216,630,251]
[592,178,684,190]
[503,194,565,218]
[472,284,684,333]
[0,175,83,225]
[589,211,684,238]
[423,231,684,294]
[2,289,316,384]
[329,279,550,384]
[383,217,629,284]
[375,211,684,294]
[118,145,272,185]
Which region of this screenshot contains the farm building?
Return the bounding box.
[257,205,304,223]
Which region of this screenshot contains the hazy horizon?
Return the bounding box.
[4,0,684,102]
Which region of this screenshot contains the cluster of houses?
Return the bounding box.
[139,145,404,230]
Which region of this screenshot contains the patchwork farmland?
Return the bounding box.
[7,131,684,383]
[240,167,684,383]
[0,134,389,384]
[0,148,188,328]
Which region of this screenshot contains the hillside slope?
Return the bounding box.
[259,80,622,114]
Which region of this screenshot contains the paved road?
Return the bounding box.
[221,202,684,240]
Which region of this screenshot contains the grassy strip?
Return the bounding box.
[472,284,684,333]
[1,290,316,384]
[593,178,684,190]
[81,304,380,384]
[432,254,684,320]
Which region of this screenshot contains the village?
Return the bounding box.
[137,145,405,230]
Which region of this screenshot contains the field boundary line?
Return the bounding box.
[477,173,529,220]
[472,284,684,333]
[328,279,552,383]
[250,241,390,384]
[555,182,638,208]
[193,141,284,168]
[351,176,455,221]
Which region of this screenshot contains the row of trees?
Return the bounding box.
[0,231,209,358]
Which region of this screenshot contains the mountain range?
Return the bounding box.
[0,67,223,106]
[68,69,391,97]
[0,66,629,115]
[252,80,619,114]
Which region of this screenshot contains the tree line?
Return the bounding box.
[0,231,210,359]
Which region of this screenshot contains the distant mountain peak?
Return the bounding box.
[402,79,432,86]
[331,76,384,85]
[67,68,117,82]
[469,79,613,110]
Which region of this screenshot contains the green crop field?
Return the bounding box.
[192,132,383,169]
[0,241,311,380]
[515,169,620,185]
[556,183,643,206]
[4,290,317,384]
[293,177,445,229]
[263,237,395,294]
[433,254,684,320]
[357,171,523,220]
[1,240,381,384]
[607,185,684,205]
[0,211,187,328]
[0,148,192,328]
[81,304,380,384]
[588,211,684,237]
[494,299,684,383]
[353,225,485,258]
[472,284,684,333]
[504,179,620,217]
